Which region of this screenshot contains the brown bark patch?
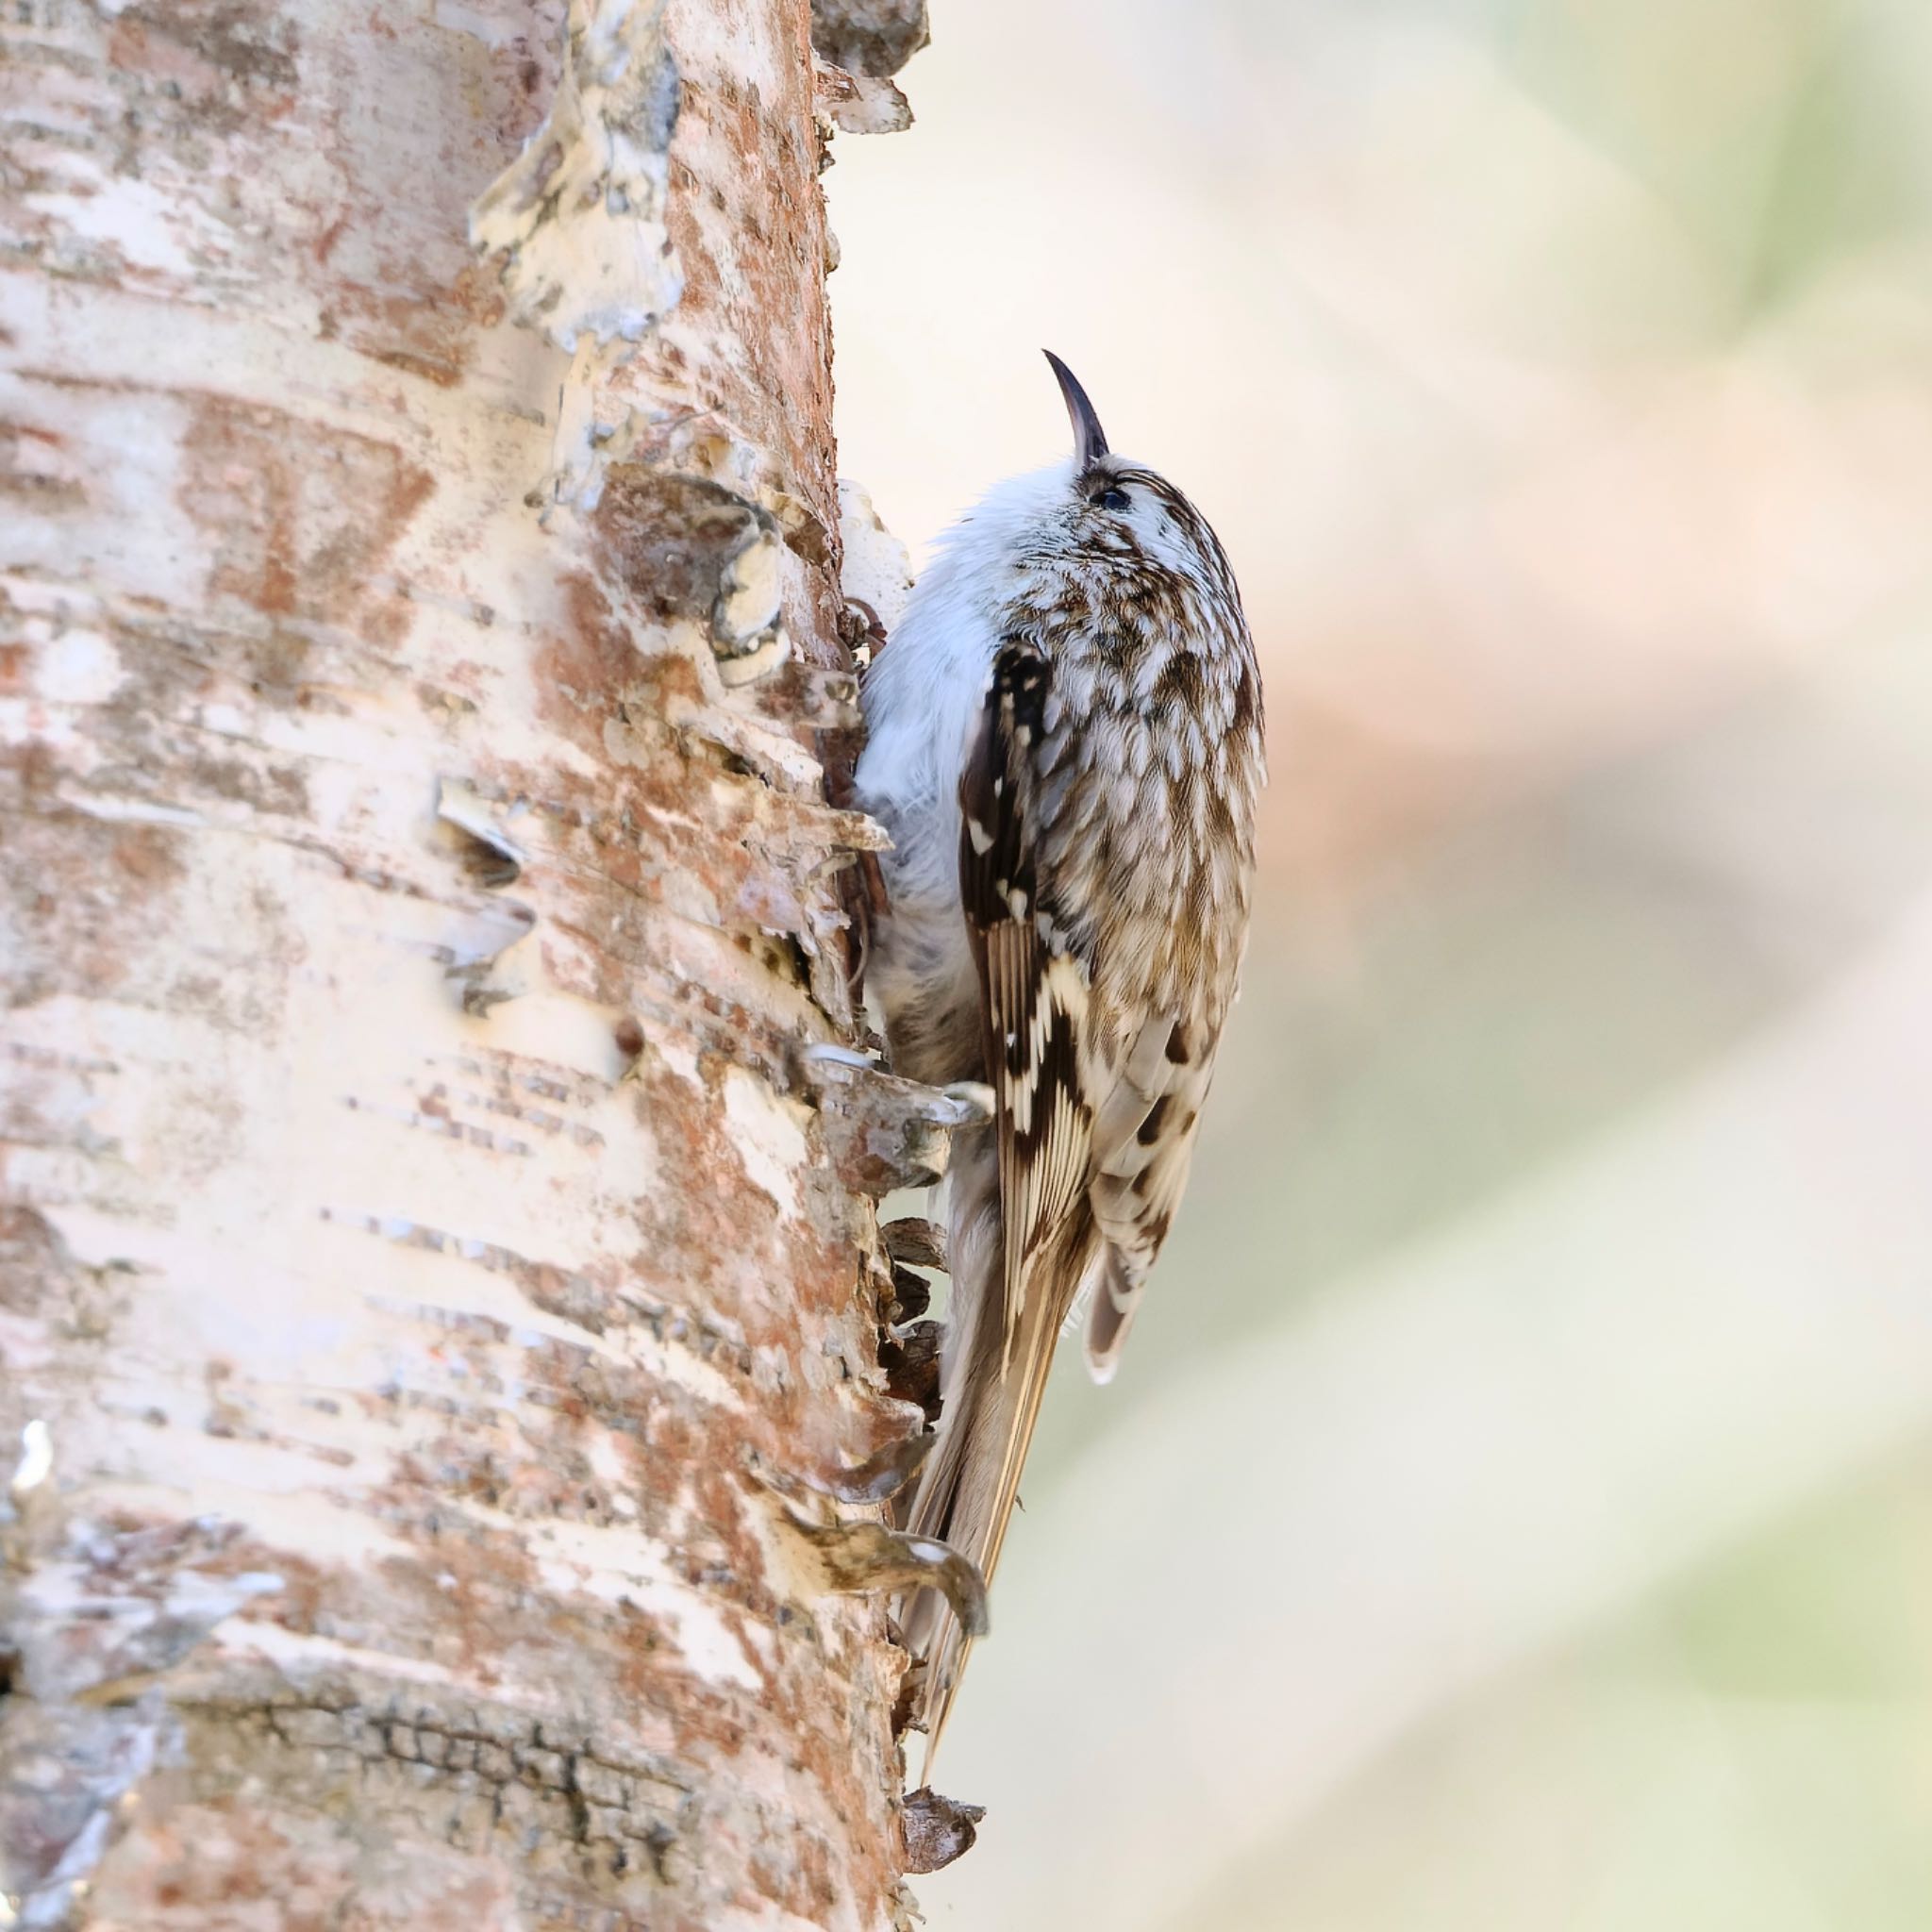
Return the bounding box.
[623,1050,794,1309]
[108,1,301,103]
[592,466,768,634]
[321,263,503,390]
[178,398,432,641]
[0,817,191,1008]
[0,1203,88,1318]
[0,419,88,513]
[545,573,674,748]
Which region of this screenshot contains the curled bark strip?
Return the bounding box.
[838,480,916,641]
[439,900,539,1014]
[436,779,526,889]
[899,1786,986,1874]
[880,1218,947,1271]
[813,60,913,137]
[809,0,930,78]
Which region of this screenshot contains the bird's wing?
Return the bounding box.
[1082,1016,1219,1378]
[908,636,1098,1760]
[959,640,1095,1375]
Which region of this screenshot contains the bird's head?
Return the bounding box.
[1035,350,1239,608]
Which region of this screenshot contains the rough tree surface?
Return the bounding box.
[0,0,937,1925]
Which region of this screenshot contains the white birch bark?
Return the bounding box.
[0,0,949,1924]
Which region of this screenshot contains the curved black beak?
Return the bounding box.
[1043,349,1108,471]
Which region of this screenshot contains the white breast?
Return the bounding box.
[855,463,1078,1079]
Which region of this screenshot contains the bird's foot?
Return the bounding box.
[802,1520,990,1639]
[745,1430,935,1510]
[798,1045,989,1195]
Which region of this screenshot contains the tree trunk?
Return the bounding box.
[0,0,945,1924]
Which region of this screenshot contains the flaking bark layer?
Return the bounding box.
[0,0,925,1924]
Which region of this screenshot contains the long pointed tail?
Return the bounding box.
[900,1133,1091,1765]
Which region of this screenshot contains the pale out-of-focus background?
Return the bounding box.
[826,1,1932,1924]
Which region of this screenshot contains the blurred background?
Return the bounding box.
[826,1,1932,1925]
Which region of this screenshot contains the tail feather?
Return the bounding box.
[902,1132,1092,1765]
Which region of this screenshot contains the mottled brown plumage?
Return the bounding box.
[855,355,1264,1758]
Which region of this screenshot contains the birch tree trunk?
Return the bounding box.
[0,0,951,1924]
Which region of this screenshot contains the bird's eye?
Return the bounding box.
[1094,486,1131,512]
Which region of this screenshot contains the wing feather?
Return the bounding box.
[910,640,1100,1760]
[958,641,1094,1374]
[1083,1016,1216,1378]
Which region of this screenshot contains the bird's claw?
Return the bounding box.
[748,1431,934,1509]
[939,1080,994,1125]
[803,1520,990,1639]
[798,1050,987,1195]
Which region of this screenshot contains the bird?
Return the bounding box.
[855,352,1265,1757]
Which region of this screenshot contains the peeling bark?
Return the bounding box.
[898,1787,984,1875]
[0,0,932,1924]
[808,0,928,81]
